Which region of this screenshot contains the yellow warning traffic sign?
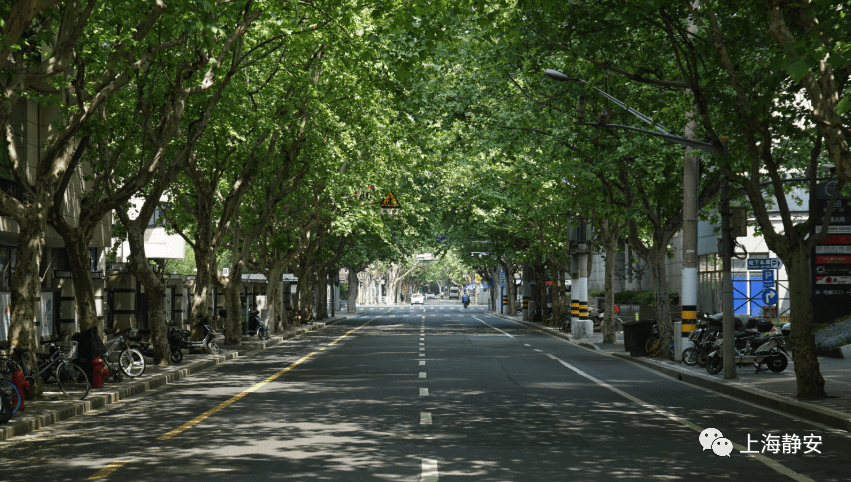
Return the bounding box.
[380,191,401,209]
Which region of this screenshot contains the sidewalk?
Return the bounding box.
[492,311,851,433]
[0,319,339,442]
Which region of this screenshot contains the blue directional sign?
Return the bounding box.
[761,288,778,305]
[748,258,783,270]
[499,272,505,286]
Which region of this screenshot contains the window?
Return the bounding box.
[147,203,173,228]
[89,247,99,272]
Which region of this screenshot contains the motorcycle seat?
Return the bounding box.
[749,336,772,347]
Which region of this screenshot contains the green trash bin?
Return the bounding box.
[623,320,656,357]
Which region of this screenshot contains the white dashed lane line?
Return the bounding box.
[420,412,432,425]
[420,388,429,397]
[422,459,439,482]
[419,372,427,379]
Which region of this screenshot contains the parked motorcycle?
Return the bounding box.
[705,330,789,374]
[248,309,270,340]
[172,319,220,355]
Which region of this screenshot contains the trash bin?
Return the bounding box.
[623,320,656,357]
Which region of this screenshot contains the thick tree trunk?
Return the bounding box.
[316,272,328,319]
[191,246,214,340]
[785,246,826,398]
[9,215,47,398]
[121,220,170,365]
[347,268,358,312]
[602,235,619,344]
[63,229,100,333]
[647,247,673,346]
[266,265,286,333]
[224,280,243,345]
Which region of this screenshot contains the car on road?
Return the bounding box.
[411,293,424,305]
[449,287,460,299]
[425,292,436,299]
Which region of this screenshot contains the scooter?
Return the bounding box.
[462,299,470,308]
[247,309,270,340]
[705,331,789,374]
[173,318,220,355]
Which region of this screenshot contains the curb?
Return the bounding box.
[490,311,851,433]
[0,321,330,442]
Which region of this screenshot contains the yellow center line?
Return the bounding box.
[87,461,129,479]
[157,318,374,441]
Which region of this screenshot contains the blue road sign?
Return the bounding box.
[761,288,778,305]
[499,272,505,286]
[762,270,774,282]
[748,258,783,270]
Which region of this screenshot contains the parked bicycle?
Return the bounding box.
[0,341,90,400]
[102,328,147,378]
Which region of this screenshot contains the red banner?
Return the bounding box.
[822,235,851,244]
[816,255,851,264]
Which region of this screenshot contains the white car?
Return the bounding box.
[425,293,436,299]
[411,293,425,305]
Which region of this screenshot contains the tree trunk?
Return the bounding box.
[120,217,171,365]
[190,246,214,340]
[316,271,328,319]
[784,245,826,398]
[267,265,286,333]
[62,228,99,333]
[347,267,358,312]
[647,247,673,347]
[9,215,47,398]
[224,280,242,345]
[602,234,619,344]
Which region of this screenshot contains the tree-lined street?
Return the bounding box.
[1,308,847,481]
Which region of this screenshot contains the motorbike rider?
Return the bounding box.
[462,291,470,308]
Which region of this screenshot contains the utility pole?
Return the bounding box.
[720,174,736,378]
[680,0,700,360]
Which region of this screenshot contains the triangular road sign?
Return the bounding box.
[380,191,401,209]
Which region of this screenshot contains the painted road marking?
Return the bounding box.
[158,318,374,440]
[419,372,427,378]
[88,461,129,479]
[420,412,432,425]
[422,458,439,482]
[524,344,531,347]
[420,343,424,346]
[420,347,425,351]
[473,317,514,338]
[420,388,429,396]
[420,360,426,365]
[420,337,424,341]
[420,353,425,357]
[533,348,542,352]
[545,353,816,482]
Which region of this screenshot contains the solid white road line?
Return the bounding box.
[473,317,514,338]
[421,458,439,482]
[420,412,432,425]
[545,353,816,482]
[533,348,543,352]
[420,388,429,396]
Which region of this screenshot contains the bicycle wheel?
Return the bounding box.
[614,318,624,334]
[1,380,21,414]
[705,353,723,375]
[682,347,698,366]
[55,362,90,400]
[119,349,146,377]
[646,337,663,357]
[207,340,220,355]
[0,393,11,423]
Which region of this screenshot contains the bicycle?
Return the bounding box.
[645,324,664,357]
[103,328,147,378]
[0,341,90,400]
[0,379,22,417]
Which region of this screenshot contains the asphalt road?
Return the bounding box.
[0,305,848,481]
